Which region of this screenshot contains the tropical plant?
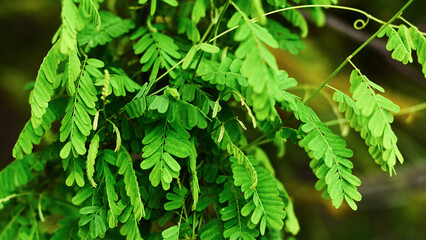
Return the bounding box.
[1,0,425,239]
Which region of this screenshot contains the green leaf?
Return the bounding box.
[132,27,181,80]
[192,0,207,24]
[79,11,135,50]
[111,122,122,152]
[295,99,362,210]
[164,186,187,211]
[66,157,85,187]
[149,95,170,113]
[251,24,278,48]
[344,70,403,173]
[116,147,145,221]
[29,44,60,128]
[378,25,413,64]
[162,0,178,7]
[119,214,143,240]
[72,186,95,205]
[81,0,101,30]
[58,0,79,55]
[141,121,188,190]
[182,45,198,69]
[87,134,100,187]
[189,140,200,210]
[250,0,266,25]
[162,225,179,239]
[199,43,220,54]
[60,61,99,158]
[103,160,122,228]
[281,8,308,38]
[409,26,426,78]
[267,19,306,54]
[219,180,259,239]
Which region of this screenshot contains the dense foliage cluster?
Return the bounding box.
[1,0,425,239]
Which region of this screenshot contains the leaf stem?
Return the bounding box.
[395,102,426,115]
[190,0,231,82]
[209,3,425,43]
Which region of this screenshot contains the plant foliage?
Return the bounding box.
[1,0,424,239]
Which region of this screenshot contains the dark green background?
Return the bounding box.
[0,0,425,239]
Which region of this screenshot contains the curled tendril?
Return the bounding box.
[353,16,370,30]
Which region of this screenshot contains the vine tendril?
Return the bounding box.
[354,16,370,30]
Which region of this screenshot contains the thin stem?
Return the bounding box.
[209,3,425,43]
[190,0,231,82]
[242,0,414,151]
[154,59,184,83]
[264,5,386,25]
[325,118,350,126]
[0,192,32,205]
[293,84,347,134]
[395,102,426,115]
[398,16,416,28]
[398,16,426,36]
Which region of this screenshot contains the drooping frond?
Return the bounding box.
[29,45,60,128]
[231,160,286,235]
[79,11,135,50]
[189,140,200,210]
[125,97,147,119]
[58,0,79,55]
[231,6,298,121]
[299,119,362,210]
[378,25,413,64]
[77,206,107,239]
[165,98,209,129]
[211,121,286,235]
[191,0,208,24]
[13,98,65,159]
[140,121,190,190]
[119,213,143,240]
[86,134,99,187]
[219,178,259,239]
[116,147,145,221]
[332,72,403,174]
[409,26,426,78]
[102,153,122,228]
[95,67,141,97]
[0,155,35,207]
[347,70,403,173]
[198,219,224,240]
[59,58,101,158]
[64,156,86,187]
[293,100,362,210]
[131,27,181,81]
[164,185,187,211]
[197,57,248,91]
[267,19,306,54]
[281,7,308,38]
[80,0,101,31]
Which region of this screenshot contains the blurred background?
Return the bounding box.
[0,0,425,239]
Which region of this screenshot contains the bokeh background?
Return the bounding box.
[0,0,425,239]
